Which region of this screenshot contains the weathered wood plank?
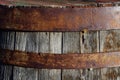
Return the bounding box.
[62,32,81,80]
[38,32,61,80]
[100,30,120,80]
[49,32,62,80]
[80,30,100,80]
[13,32,38,80]
[38,32,49,80]
[0,31,15,80]
[0,29,120,80]
[38,32,62,80]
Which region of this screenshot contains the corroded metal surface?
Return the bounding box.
[0,49,120,69]
[0,6,120,31]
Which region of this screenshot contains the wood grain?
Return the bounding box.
[49,32,62,80]
[38,32,62,80]
[100,30,120,80]
[13,32,39,80]
[0,1,120,80]
[38,32,50,80]
[62,32,81,80]
[0,31,15,80]
[80,30,100,80]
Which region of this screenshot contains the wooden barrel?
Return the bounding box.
[1,1,120,80]
[1,29,120,80]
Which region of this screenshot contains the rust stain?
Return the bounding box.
[105,69,119,79]
[63,75,73,80]
[104,31,119,52]
[1,49,120,69]
[0,5,120,31]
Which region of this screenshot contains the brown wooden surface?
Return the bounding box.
[0,6,120,31]
[1,49,120,69]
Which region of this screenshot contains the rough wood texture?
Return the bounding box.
[38,32,50,80]
[62,32,81,80]
[1,2,120,80]
[0,6,120,31]
[100,30,120,80]
[1,30,120,79]
[49,32,62,80]
[13,32,38,80]
[80,30,101,80]
[38,32,61,80]
[0,31,15,80]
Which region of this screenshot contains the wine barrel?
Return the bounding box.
[0,0,120,80]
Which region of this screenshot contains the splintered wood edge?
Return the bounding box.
[0,5,120,31]
[0,49,120,69]
[0,0,120,8]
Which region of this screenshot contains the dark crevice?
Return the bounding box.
[49,32,50,52]
[98,31,100,53]
[61,32,64,80]
[61,32,64,54]
[98,30,102,80]
[13,32,16,50]
[81,31,85,44]
[79,32,81,54]
[10,66,14,80]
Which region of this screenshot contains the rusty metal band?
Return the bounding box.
[0,6,120,31]
[0,49,120,69]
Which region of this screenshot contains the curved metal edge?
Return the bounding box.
[0,6,120,31]
[0,49,120,69]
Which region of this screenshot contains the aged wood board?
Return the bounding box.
[62,32,80,80]
[100,30,120,80]
[0,31,15,80]
[1,30,120,79]
[13,32,38,80]
[80,30,100,80]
